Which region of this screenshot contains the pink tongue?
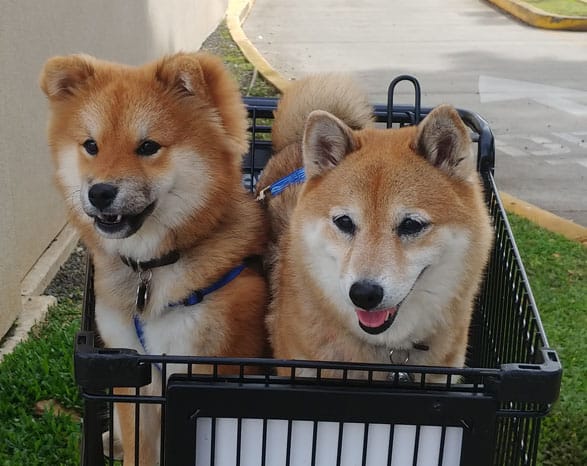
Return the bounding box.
[355,308,396,328]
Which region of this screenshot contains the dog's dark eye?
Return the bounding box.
[82,139,98,156]
[398,218,428,237]
[333,215,356,235]
[136,140,161,156]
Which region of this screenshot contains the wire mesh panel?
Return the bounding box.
[74,79,561,466]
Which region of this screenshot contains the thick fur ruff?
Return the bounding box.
[40,52,268,465]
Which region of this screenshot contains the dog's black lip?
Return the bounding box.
[93,201,156,237]
[357,266,430,336]
[358,308,398,335]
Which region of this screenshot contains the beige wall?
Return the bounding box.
[0,0,228,338]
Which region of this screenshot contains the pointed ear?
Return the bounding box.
[155,52,207,98]
[39,54,96,100]
[156,52,248,155]
[302,110,358,179]
[414,105,475,180]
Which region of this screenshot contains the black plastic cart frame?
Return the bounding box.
[74,77,561,466]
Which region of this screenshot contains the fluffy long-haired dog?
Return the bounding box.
[257,74,493,382]
[40,52,267,465]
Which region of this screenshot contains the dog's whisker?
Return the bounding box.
[413,288,438,296]
[169,191,192,204]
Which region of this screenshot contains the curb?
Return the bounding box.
[21,223,79,297]
[226,0,587,245]
[0,223,80,360]
[500,193,587,245]
[226,0,290,92]
[0,296,56,362]
[487,0,587,31]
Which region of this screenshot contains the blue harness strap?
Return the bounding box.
[169,263,246,307]
[133,314,147,350]
[132,263,247,371]
[257,167,306,201]
[133,314,162,372]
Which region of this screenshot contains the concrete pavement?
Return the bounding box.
[232,0,587,237]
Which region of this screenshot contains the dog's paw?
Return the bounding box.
[102,430,123,461]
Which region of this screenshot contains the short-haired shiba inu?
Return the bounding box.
[40,52,268,465]
[257,74,493,382]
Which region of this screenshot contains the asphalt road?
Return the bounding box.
[243,0,587,225]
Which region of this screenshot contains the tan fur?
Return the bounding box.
[263,75,493,383]
[40,52,267,465]
[272,73,373,153]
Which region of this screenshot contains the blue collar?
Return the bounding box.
[257,167,305,201]
[132,262,247,369]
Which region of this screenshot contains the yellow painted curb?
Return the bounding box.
[227,0,587,244]
[487,0,587,31]
[500,192,587,245]
[226,0,290,92]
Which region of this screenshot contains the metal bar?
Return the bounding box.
[336,422,344,466]
[134,387,140,466]
[311,421,318,466]
[261,418,267,466]
[285,419,292,466]
[210,417,216,466]
[236,417,242,466]
[412,425,421,466]
[387,423,395,466]
[437,425,446,466]
[160,363,167,465]
[362,423,369,466]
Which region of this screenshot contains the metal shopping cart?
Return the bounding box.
[74,76,562,466]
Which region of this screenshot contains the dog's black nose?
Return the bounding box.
[349,281,384,310]
[88,183,118,210]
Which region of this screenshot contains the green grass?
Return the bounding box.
[0,299,82,465]
[522,0,587,16]
[203,21,278,98]
[507,214,587,466]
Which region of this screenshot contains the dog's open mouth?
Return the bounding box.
[96,214,123,225]
[355,307,398,335]
[93,202,156,237]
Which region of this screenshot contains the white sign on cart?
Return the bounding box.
[195,418,464,466]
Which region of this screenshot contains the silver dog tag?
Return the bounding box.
[136,282,149,312]
[389,348,412,383]
[136,270,152,313]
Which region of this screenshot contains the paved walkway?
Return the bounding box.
[239,0,587,231]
